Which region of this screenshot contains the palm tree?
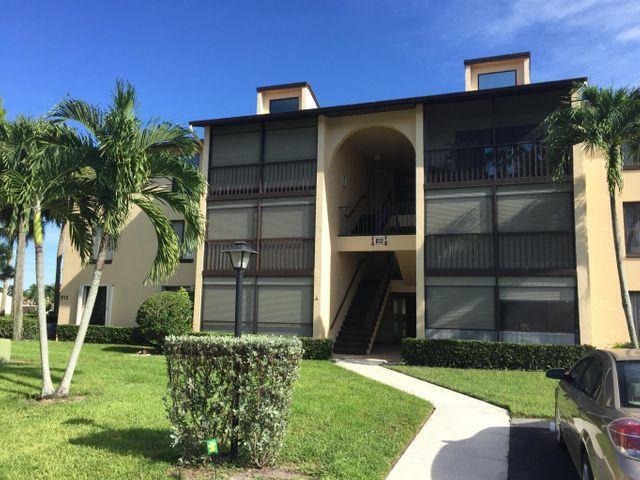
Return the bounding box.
[0,116,93,397]
[544,84,640,348]
[49,80,205,397]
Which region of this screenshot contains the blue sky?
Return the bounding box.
[1,0,639,288]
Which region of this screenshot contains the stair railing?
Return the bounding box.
[330,256,366,335]
[361,254,396,343]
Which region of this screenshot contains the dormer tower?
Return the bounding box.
[256,82,320,114]
[464,52,531,91]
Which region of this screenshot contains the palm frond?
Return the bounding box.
[48,98,103,138]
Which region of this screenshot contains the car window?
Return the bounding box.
[568,357,593,384]
[579,357,603,398]
[617,361,640,407]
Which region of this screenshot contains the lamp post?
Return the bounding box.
[222,241,257,337]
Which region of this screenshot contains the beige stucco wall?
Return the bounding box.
[58,204,196,327]
[312,108,419,337]
[574,146,633,347]
[465,57,530,91]
[256,86,318,114]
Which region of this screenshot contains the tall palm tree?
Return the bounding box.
[544,84,640,348]
[0,117,93,397]
[49,80,205,397]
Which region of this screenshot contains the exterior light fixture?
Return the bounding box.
[222,241,258,337]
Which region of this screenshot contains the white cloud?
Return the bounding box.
[617,26,640,43]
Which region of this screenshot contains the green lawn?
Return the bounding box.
[0,342,430,480]
[389,365,557,418]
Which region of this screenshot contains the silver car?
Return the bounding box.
[547,349,640,479]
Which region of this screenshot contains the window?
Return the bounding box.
[579,357,603,398]
[207,202,257,240]
[623,144,640,168]
[478,70,517,90]
[426,188,493,234]
[269,97,299,114]
[631,292,640,335]
[426,277,495,330]
[210,124,261,167]
[497,185,573,233]
[617,361,640,407]
[568,357,593,384]
[499,278,576,333]
[260,199,315,239]
[624,203,640,256]
[91,230,113,263]
[264,120,317,162]
[171,220,193,261]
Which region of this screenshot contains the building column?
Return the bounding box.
[313,116,332,337]
[192,127,210,331]
[415,105,426,338]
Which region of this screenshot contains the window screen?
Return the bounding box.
[427,285,495,330]
[624,204,640,255]
[426,188,493,234]
[261,200,315,238]
[207,203,257,240]
[264,123,317,162]
[478,70,517,90]
[623,144,640,167]
[497,185,572,232]
[211,125,261,166]
[171,220,194,260]
[257,285,312,325]
[500,285,576,333]
[201,282,255,332]
[269,97,299,114]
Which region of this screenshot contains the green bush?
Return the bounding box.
[401,338,594,371]
[164,335,303,467]
[56,324,145,345]
[0,316,39,340]
[136,290,193,348]
[299,337,333,360]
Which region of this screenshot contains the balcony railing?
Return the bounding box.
[204,238,314,275]
[208,159,316,197]
[426,231,575,272]
[425,141,571,185]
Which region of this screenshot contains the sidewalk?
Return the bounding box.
[335,358,510,480]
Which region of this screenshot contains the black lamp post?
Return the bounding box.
[222,241,257,337]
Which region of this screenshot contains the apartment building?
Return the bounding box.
[58,52,640,352]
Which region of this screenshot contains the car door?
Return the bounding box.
[560,356,594,463]
[575,356,613,479]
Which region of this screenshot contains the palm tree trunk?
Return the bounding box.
[610,193,639,347]
[52,221,67,323]
[33,201,55,397]
[12,217,27,341]
[55,234,108,397]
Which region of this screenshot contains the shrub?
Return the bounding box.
[136,290,193,348]
[0,316,39,340]
[56,324,145,345]
[164,335,303,467]
[299,337,333,360]
[401,338,594,371]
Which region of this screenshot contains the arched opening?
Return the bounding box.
[332,126,416,236]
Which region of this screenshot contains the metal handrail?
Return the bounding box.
[330,257,366,331]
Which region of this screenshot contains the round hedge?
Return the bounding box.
[135,290,192,348]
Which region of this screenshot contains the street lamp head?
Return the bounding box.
[223,241,258,271]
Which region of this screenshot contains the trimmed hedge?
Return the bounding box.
[56,324,145,345]
[0,316,39,340]
[165,335,303,466]
[401,338,594,371]
[136,290,193,348]
[299,337,333,360]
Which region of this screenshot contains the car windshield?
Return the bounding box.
[617,361,640,407]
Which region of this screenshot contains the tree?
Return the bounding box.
[23,283,37,304]
[0,116,93,397]
[0,240,14,316]
[48,80,205,397]
[544,84,640,348]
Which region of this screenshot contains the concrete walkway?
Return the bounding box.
[335,358,510,480]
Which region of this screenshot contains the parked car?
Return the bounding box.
[547,349,640,479]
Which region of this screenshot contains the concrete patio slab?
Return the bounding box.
[335,358,510,480]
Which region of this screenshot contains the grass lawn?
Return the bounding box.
[0,341,430,480]
[389,365,557,418]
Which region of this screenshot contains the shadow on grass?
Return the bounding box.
[100,345,152,354]
[0,363,66,397]
[68,419,177,463]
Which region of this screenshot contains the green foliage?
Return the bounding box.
[0,316,38,339]
[401,338,594,371]
[164,335,303,467]
[56,324,145,345]
[135,290,192,348]
[299,337,333,360]
[49,80,206,283]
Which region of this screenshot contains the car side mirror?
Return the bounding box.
[546,368,570,381]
